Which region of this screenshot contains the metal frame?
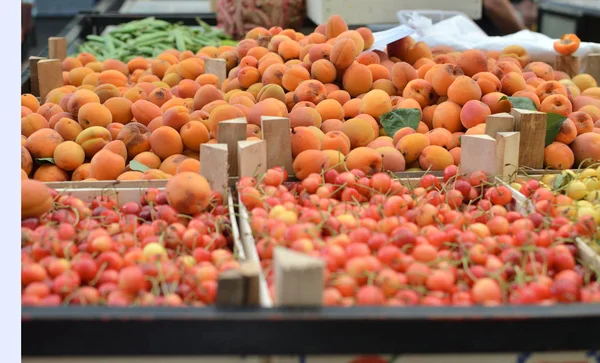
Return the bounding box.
[22,305,600,356]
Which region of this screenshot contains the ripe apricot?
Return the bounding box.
[37,103,64,122]
[75,126,112,158]
[482,92,512,114]
[460,100,491,129]
[359,90,392,120]
[544,142,574,169]
[536,81,568,102]
[162,105,190,131]
[90,149,126,180]
[282,65,310,91]
[25,129,64,158]
[180,121,209,152]
[149,126,183,160]
[133,152,162,169]
[540,94,572,117]
[22,113,49,137]
[343,63,373,97]
[193,85,224,111]
[321,119,344,133]
[291,126,321,158]
[569,111,594,135]
[456,49,488,77]
[426,128,454,150]
[341,117,376,148]
[116,122,151,158]
[67,89,100,117]
[289,107,323,128]
[472,72,501,95]
[500,72,526,96]
[432,101,463,133]
[21,94,40,112]
[103,140,128,162]
[326,15,349,39]
[294,80,327,104]
[321,131,351,155]
[21,146,33,175]
[78,103,112,129]
[21,180,54,219]
[97,70,128,88]
[311,59,337,84]
[419,145,454,170]
[525,62,554,81]
[103,97,133,124]
[33,164,69,182]
[208,105,246,138]
[159,154,188,175]
[430,64,464,97]
[292,150,329,180]
[345,147,383,175]
[396,133,430,163]
[367,136,394,149]
[248,98,288,125]
[375,146,406,172]
[54,141,85,171]
[447,76,482,106]
[390,62,417,94]
[555,118,577,144]
[176,158,201,174]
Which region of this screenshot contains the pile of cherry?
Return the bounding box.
[21,188,236,306]
[240,165,600,306]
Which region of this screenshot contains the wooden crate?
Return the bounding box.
[306,0,482,25]
[48,183,246,261]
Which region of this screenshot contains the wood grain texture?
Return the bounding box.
[510,108,546,169]
[261,116,293,176]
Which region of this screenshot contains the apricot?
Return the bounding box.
[330,38,356,72]
[176,121,209,152]
[432,101,463,133]
[524,62,554,81]
[94,83,120,104]
[366,136,394,149]
[100,97,132,125]
[77,102,112,129]
[133,151,162,170]
[396,133,430,163]
[456,49,488,77]
[426,128,454,150]
[321,131,351,155]
[320,119,344,134]
[569,111,594,135]
[540,94,572,117]
[500,72,526,96]
[555,118,577,144]
[535,81,568,102]
[582,87,600,100]
[248,98,288,125]
[208,105,246,138]
[430,64,465,97]
[459,100,491,129]
[392,127,417,146]
[70,163,90,181]
[345,147,383,175]
[310,59,336,84]
[21,179,54,218]
[512,90,541,109]
[281,65,310,92]
[286,107,321,128]
[25,129,64,159]
[67,89,100,117]
[192,84,224,111]
[159,154,188,176]
[21,94,40,113]
[447,76,482,106]
[97,70,128,88]
[21,146,33,175]
[572,73,597,92]
[358,90,392,121]
[174,158,200,174]
[128,99,161,126]
[482,92,512,114]
[75,126,112,158]
[292,149,329,180]
[356,27,374,49]
[312,99,344,122]
[103,140,128,162]
[388,62,416,94]
[418,145,454,171]
[21,106,32,118]
[340,117,376,148]
[141,169,171,180]
[289,126,321,158]
[22,113,49,137]
[33,164,69,182]
[106,123,124,141]
[160,105,189,132]
[582,105,600,122]
[470,72,500,96]
[53,141,85,171]
[372,146,404,172]
[543,142,574,170]
[294,80,327,104]
[342,63,373,98]
[114,122,150,158]
[37,103,64,122]
[89,149,126,180]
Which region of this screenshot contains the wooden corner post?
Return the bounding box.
[273,247,325,307]
[217,118,247,177]
[237,140,267,178]
[36,59,63,104]
[204,58,227,88]
[200,143,229,196]
[510,108,546,169]
[261,116,294,176]
[48,37,67,61]
[485,112,515,139]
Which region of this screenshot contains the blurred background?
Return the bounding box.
[21,0,600,70]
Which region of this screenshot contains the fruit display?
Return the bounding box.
[22,15,600,185]
[21,175,240,307]
[511,166,600,255]
[239,166,600,306]
[77,17,237,62]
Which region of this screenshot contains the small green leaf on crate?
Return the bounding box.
[380,108,421,137]
[35,158,55,165]
[499,96,538,111]
[129,160,150,172]
[545,112,568,146]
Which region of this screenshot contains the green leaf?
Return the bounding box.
[545,112,568,146]
[552,173,565,190]
[380,108,421,137]
[35,158,55,165]
[499,96,538,111]
[129,160,150,172]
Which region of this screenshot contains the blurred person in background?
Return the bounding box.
[476,0,538,36]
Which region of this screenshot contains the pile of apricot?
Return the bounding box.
[20,15,600,182]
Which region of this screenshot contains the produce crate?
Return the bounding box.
[305,0,482,26]
[21,11,218,94]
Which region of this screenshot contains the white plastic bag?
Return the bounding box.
[402,13,600,64]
